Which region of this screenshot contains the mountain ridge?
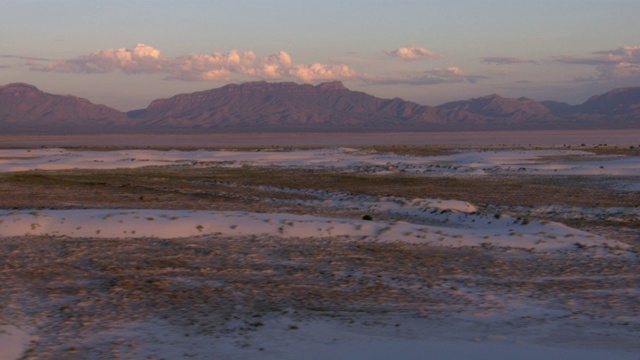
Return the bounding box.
[1,81,639,132]
[0,82,128,132]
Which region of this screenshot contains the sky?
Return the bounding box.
[1,0,639,111]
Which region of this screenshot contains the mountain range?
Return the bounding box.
[1,81,639,133]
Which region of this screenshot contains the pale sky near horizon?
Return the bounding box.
[1,0,639,111]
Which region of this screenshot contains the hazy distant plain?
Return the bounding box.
[2,129,640,149]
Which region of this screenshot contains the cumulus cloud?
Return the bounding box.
[32,44,356,83]
[288,63,357,82]
[171,49,293,81]
[557,45,640,81]
[385,45,444,61]
[28,43,491,87]
[482,56,538,65]
[365,67,486,85]
[40,44,165,74]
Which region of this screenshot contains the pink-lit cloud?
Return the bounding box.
[39,44,165,74]
[482,56,538,65]
[28,43,491,87]
[32,44,355,83]
[288,63,357,82]
[557,45,640,81]
[170,49,293,81]
[385,45,444,61]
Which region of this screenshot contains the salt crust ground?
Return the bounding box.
[0,207,632,255]
[1,147,640,176]
[1,147,639,359]
[1,129,640,148]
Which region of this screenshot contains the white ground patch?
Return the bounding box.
[0,322,32,360]
[1,147,639,360]
[86,316,638,360]
[0,208,629,255]
[1,147,639,176]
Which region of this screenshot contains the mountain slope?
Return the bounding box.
[436,94,559,128]
[439,94,549,116]
[129,81,445,130]
[577,87,640,116]
[549,87,640,128]
[1,81,639,132]
[129,81,573,130]
[0,83,128,131]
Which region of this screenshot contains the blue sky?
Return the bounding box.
[1,0,639,110]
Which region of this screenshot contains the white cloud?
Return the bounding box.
[604,62,640,78]
[288,63,357,82]
[385,45,443,61]
[29,43,490,86]
[558,45,640,82]
[593,45,640,63]
[32,44,357,83]
[171,49,293,81]
[41,43,165,74]
[428,67,465,77]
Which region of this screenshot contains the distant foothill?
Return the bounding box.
[1,81,639,133]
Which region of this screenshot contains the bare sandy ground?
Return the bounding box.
[1,143,639,359]
[2,235,638,359]
[2,129,640,148]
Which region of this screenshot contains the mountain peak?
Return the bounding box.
[226,81,348,92]
[608,87,640,94]
[0,82,41,93]
[437,92,554,121]
[578,86,640,115]
[0,82,127,128]
[316,81,347,91]
[2,81,640,132]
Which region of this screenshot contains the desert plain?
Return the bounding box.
[1,131,639,359]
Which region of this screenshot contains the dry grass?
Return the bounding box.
[2,145,639,357]
[2,235,638,357]
[366,145,460,156]
[1,166,637,210]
